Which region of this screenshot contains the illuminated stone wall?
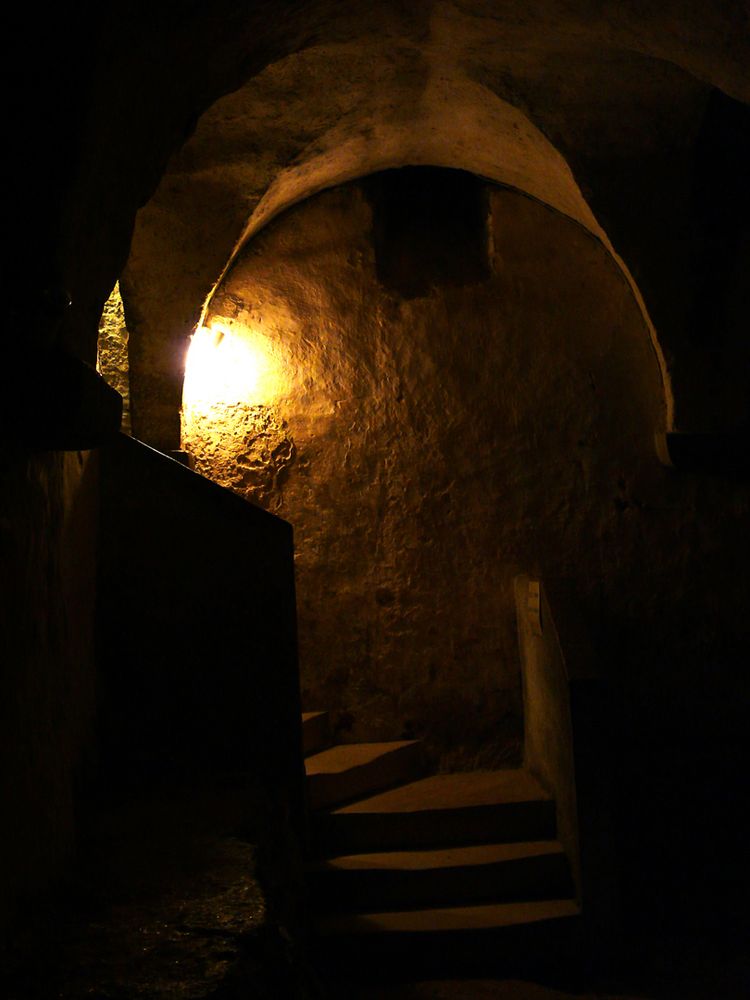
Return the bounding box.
[97,282,131,434]
[182,178,664,768]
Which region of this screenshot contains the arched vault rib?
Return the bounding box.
[201,73,673,428]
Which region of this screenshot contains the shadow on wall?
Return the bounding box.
[0,447,98,940]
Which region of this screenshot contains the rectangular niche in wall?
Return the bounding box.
[365,166,490,298]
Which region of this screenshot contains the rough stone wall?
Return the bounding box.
[97,282,131,434]
[182,180,665,768]
[0,447,98,937]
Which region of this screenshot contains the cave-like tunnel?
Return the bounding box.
[3,3,750,998]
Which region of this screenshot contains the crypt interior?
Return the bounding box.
[2,3,749,998]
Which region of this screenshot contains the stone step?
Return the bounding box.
[305,741,425,811]
[318,896,580,936]
[301,711,332,757]
[313,769,555,853]
[314,898,582,980]
[307,840,573,911]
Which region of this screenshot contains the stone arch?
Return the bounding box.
[123,55,675,450]
[205,76,673,432]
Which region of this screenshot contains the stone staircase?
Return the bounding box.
[301,711,582,982]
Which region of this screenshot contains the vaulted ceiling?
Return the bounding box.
[111,1,748,444]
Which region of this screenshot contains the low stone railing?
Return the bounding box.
[96,433,305,832]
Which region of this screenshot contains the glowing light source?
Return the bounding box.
[182,323,284,409]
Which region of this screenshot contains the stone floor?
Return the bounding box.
[1,788,745,1000]
[1,787,316,1000]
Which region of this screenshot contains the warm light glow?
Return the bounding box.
[182,323,284,409]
